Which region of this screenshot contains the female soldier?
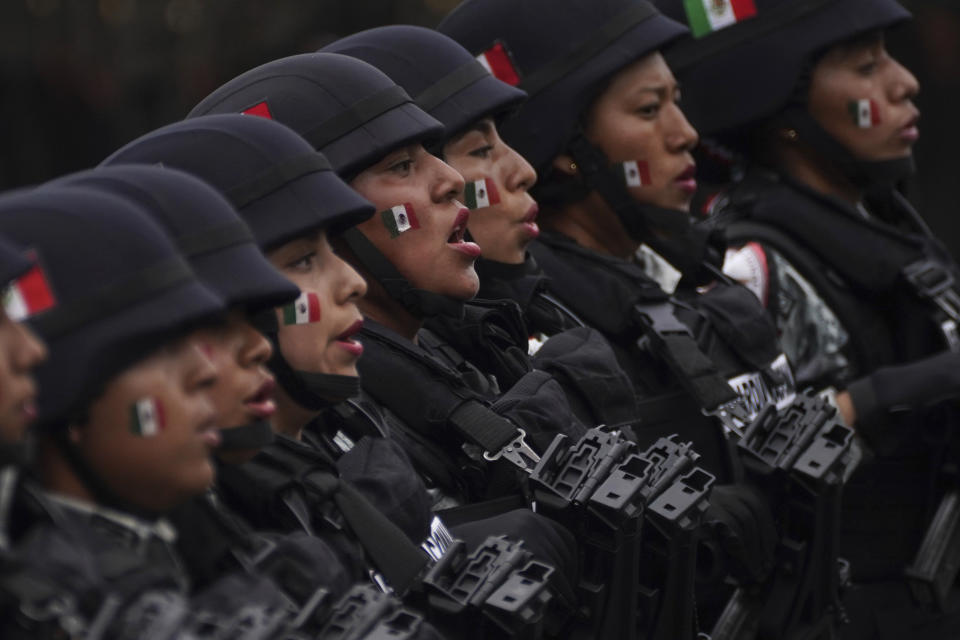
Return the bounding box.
[58,162,438,638]
[654,0,960,636]
[324,25,640,430]
[0,183,274,639]
[106,112,575,637]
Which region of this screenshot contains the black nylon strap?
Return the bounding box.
[302,85,412,150]
[520,2,659,98]
[32,258,194,339]
[341,228,410,302]
[177,221,254,258]
[448,400,520,453]
[667,0,836,70]
[332,480,428,594]
[263,438,427,594]
[415,60,491,112]
[224,153,331,209]
[635,302,739,412]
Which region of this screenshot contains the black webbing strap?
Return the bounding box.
[341,228,410,302]
[177,221,255,258]
[264,439,428,594]
[32,257,194,340]
[520,2,659,98]
[416,60,491,113]
[634,301,742,416]
[302,85,412,150]
[224,153,331,209]
[666,0,836,70]
[331,480,428,594]
[448,400,520,453]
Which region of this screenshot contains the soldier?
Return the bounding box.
[437,0,799,623]
[0,184,285,639]
[652,0,960,636]
[56,163,443,639]
[324,25,640,430]
[0,232,48,545]
[105,112,577,637]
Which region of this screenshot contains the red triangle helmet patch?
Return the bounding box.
[242,101,273,119]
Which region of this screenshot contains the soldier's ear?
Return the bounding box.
[552,154,578,176]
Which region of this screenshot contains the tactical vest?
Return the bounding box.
[357,320,585,504]
[713,171,960,580]
[528,231,795,482]
[422,296,641,432]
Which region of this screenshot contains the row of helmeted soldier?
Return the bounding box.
[1,0,958,639]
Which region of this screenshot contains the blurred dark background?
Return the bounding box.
[1,0,958,254]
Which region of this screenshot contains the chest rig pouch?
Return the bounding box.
[358,323,540,492]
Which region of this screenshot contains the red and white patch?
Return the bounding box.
[476,41,521,86]
[723,242,769,307]
[242,101,274,119]
[2,251,56,321]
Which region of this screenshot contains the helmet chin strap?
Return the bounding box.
[218,419,275,451]
[566,130,725,285]
[777,107,915,191]
[250,309,361,412]
[340,228,465,320]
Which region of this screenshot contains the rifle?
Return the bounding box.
[528,427,714,640]
[711,392,856,640]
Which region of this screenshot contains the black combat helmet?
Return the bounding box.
[322,25,527,142]
[104,113,376,409]
[655,0,912,185]
[0,185,223,430]
[104,114,373,249]
[189,53,443,180]
[656,0,910,136]
[189,53,462,320]
[56,164,301,450]
[438,0,687,174]
[0,184,224,508]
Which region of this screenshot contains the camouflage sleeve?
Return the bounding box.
[724,243,854,389]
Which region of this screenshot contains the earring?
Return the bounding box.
[569,162,578,172]
[781,128,799,142]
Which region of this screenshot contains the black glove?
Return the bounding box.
[700,483,778,585]
[450,508,579,606]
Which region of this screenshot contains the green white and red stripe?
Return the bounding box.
[282,291,321,325]
[618,160,652,188]
[129,397,165,437]
[2,260,55,321]
[684,0,757,38]
[463,178,501,210]
[477,42,521,86]
[381,203,419,238]
[848,99,880,128]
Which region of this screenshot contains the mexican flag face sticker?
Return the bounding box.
[380,203,419,238]
[684,0,757,38]
[281,291,321,326]
[2,255,56,322]
[848,99,881,129]
[476,42,521,87]
[617,160,652,188]
[463,178,501,210]
[130,397,165,437]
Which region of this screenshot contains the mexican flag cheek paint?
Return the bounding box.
[380,203,419,238]
[848,99,881,129]
[281,291,321,326]
[617,160,652,188]
[130,397,165,437]
[463,178,501,210]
